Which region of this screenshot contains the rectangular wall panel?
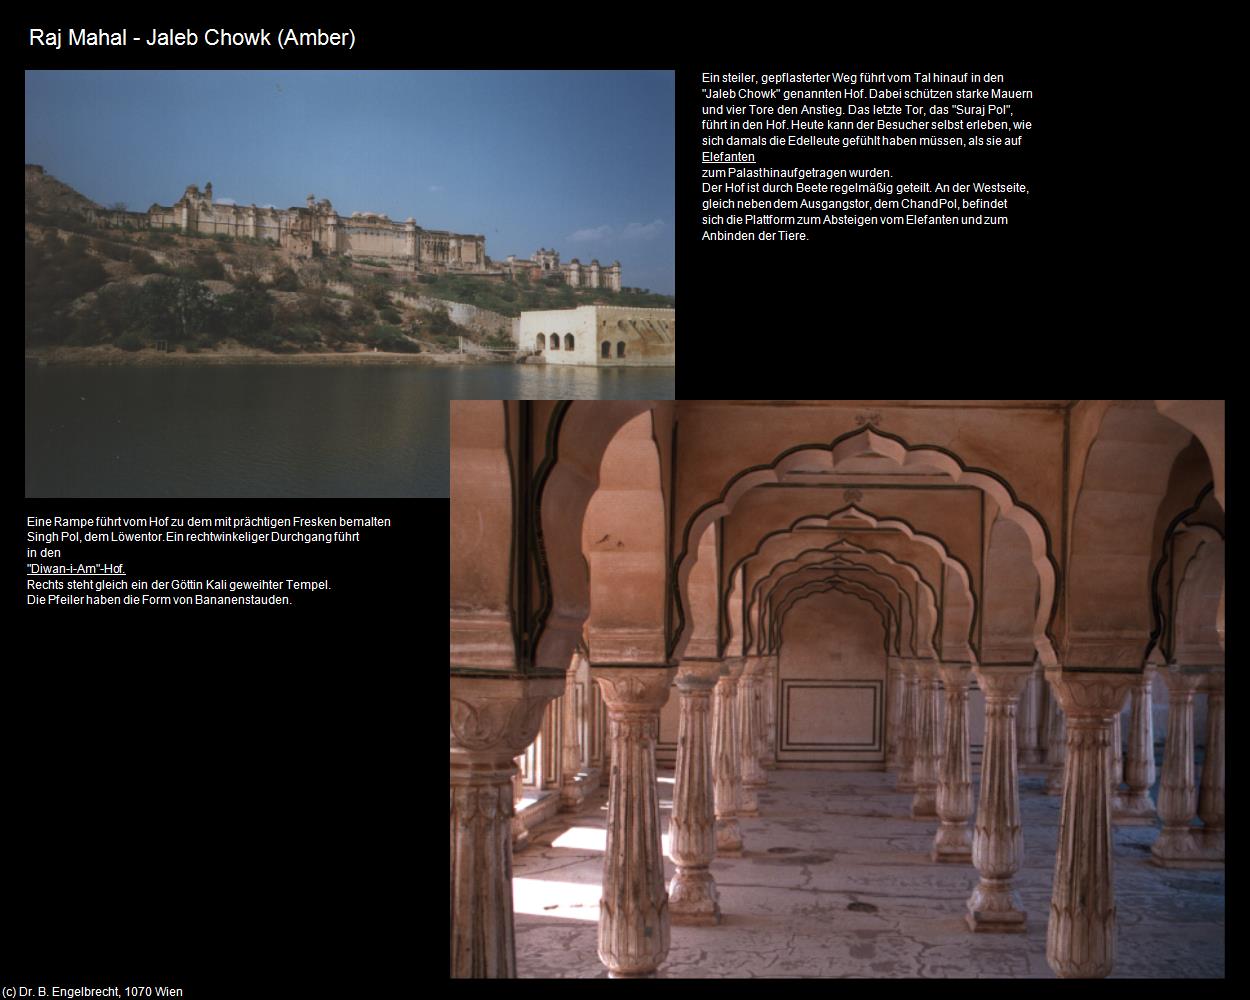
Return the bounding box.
[778,678,884,763]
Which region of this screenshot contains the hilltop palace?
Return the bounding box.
[38,168,622,287]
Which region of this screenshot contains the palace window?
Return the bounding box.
[564,334,575,351]
[537,334,546,350]
[601,341,610,358]
[617,341,626,358]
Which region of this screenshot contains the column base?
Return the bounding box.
[1112,790,1155,824]
[1045,769,1065,795]
[911,787,938,818]
[932,824,973,863]
[668,870,722,926]
[1202,827,1225,861]
[715,817,743,855]
[966,881,1027,933]
[1151,828,1224,868]
[559,776,590,813]
[896,774,917,792]
[738,785,760,816]
[744,775,767,788]
[608,971,659,979]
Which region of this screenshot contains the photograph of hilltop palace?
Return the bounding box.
[26,163,672,367]
[25,70,673,497]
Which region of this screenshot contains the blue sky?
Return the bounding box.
[25,70,675,294]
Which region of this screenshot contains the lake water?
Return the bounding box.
[25,363,675,498]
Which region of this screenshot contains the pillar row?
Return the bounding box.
[1197,669,1225,864]
[896,661,919,792]
[1152,666,1221,868]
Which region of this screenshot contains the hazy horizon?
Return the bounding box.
[25,70,675,295]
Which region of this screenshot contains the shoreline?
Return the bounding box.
[25,347,514,367]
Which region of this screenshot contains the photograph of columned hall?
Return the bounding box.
[450,400,1225,978]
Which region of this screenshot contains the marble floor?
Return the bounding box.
[512,768,1224,978]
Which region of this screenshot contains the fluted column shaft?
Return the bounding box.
[560,654,587,811]
[762,655,778,769]
[1108,712,1125,815]
[966,666,1028,932]
[450,675,563,978]
[712,661,745,852]
[668,660,724,925]
[1118,666,1156,821]
[933,663,973,862]
[896,662,918,791]
[1045,682,1067,795]
[1019,662,1045,765]
[592,665,677,978]
[739,658,766,796]
[1198,671,1225,862]
[911,660,942,818]
[1045,671,1133,979]
[1151,668,1203,865]
[886,659,904,768]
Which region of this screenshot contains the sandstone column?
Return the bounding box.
[1044,682,1067,795]
[1019,661,1045,766]
[592,665,677,978]
[762,655,779,769]
[749,657,770,779]
[450,675,563,978]
[712,659,745,853]
[667,660,725,925]
[1117,665,1156,822]
[911,659,941,818]
[886,658,905,769]
[560,653,587,812]
[966,666,1029,933]
[1045,671,1133,978]
[1108,711,1126,816]
[896,660,918,792]
[1151,666,1204,866]
[933,663,973,862]
[1197,668,1225,864]
[739,659,765,808]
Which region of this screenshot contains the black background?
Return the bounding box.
[18,13,1180,991]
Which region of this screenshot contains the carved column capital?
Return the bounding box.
[675,659,725,691]
[450,675,565,763]
[938,662,972,689]
[974,664,1031,700]
[592,665,677,713]
[1044,670,1134,718]
[723,657,747,680]
[742,655,768,677]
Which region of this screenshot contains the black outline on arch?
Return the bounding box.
[672,424,1060,659]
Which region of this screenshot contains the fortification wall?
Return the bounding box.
[391,291,518,342]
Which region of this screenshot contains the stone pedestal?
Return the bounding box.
[592,665,677,978]
[1117,666,1157,822]
[1045,671,1133,979]
[450,674,563,978]
[668,660,725,925]
[713,660,747,849]
[911,659,941,818]
[933,663,973,863]
[1151,667,1215,867]
[896,661,918,792]
[1044,682,1067,796]
[560,654,588,812]
[1197,670,1225,864]
[966,666,1029,932]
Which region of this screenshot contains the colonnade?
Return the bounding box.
[451,653,1224,979]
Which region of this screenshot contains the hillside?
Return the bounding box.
[23,167,674,357]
